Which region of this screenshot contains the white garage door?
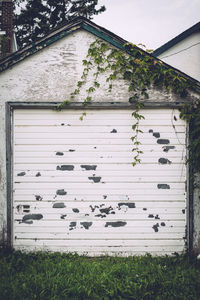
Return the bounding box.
[13,108,187,255]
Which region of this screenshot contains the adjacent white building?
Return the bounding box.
[154,22,200,82]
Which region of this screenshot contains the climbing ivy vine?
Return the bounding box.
[57,39,199,170]
[180,101,200,174]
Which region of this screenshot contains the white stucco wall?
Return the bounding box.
[158,31,200,82]
[0,28,198,252]
[0,30,181,104]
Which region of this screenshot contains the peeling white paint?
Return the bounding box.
[12,108,187,255]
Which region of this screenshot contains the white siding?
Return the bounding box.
[13,108,187,255]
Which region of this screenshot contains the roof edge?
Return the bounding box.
[0,17,83,72]
[0,16,128,73]
[153,21,200,57]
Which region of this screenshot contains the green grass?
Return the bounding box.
[0,248,200,300]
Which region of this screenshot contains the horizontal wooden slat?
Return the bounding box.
[15,125,185,134]
[14,213,186,221]
[14,177,185,183]
[13,108,182,115]
[14,163,186,170]
[14,220,186,227]
[14,208,186,216]
[13,190,186,196]
[13,181,185,189]
[14,202,186,213]
[14,109,182,117]
[14,121,185,128]
[14,138,185,146]
[14,157,186,164]
[16,168,183,177]
[14,227,185,235]
[14,174,186,182]
[14,150,185,158]
[13,238,185,246]
[14,169,186,177]
[13,201,186,209]
[14,196,186,203]
[14,144,185,152]
[14,132,186,140]
[14,246,185,256]
[14,225,185,233]
[14,232,185,240]
[14,118,184,128]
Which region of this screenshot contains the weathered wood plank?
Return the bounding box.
[13,189,186,196]
[13,108,182,115]
[14,138,185,146]
[14,157,186,165]
[13,201,186,208]
[14,226,185,234]
[15,125,185,134]
[14,163,186,171]
[14,132,186,140]
[14,151,185,159]
[14,231,185,239]
[14,176,186,183]
[14,213,186,221]
[14,220,186,227]
[14,118,185,126]
[13,181,185,189]
[13,238,185,247]
[14,144,185,151]
[14,246,185,256]
[14,110,182,118]
[14,195,186,202]
[14,207,186,216]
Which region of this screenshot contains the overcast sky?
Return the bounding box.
[93,0,200,50]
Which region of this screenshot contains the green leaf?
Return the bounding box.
[129,97,137,104]
[132,124,137,130]
[87,87,95,93]
[77,81,84,88]
[136,129,143,134]
[94,81,100,88]
[82,60,88,66]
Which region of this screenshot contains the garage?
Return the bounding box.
[12,107,187,255]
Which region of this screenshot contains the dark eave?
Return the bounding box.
[153,21,200,57]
